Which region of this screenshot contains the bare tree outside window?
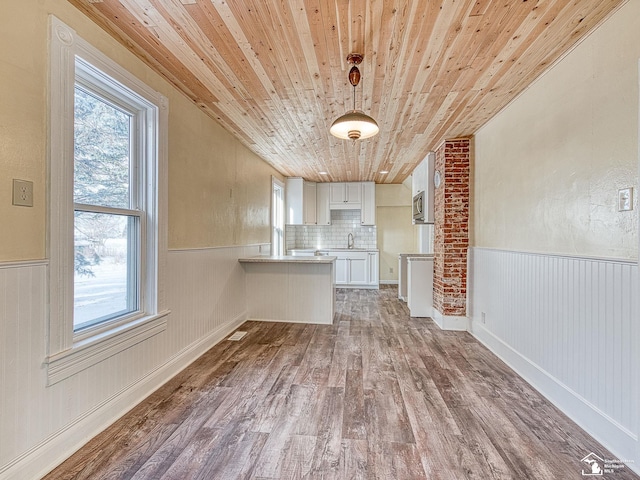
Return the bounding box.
[73,85,139,330]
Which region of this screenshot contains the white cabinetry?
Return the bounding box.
[290,180,376,226]
[360,181,376,225]
[329,182,362,209]
[286,177,316,225]
[407,256,433,317]
[367,251,379,286]
[303,181,317,225]
[412,159,426,197]
[319,250,379,288]
[411,151,435,197]
[316,183,331,225]
[335,257,348,284]
[348,254,368,284]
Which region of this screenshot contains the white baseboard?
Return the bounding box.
[431,308,469,331]
[2,311,247,480]
[379,280,398,285]
[470,320,639,472]
[246,317,333,325]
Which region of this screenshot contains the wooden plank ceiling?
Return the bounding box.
[67,0,624,183]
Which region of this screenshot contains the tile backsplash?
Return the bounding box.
[286,210,377,250]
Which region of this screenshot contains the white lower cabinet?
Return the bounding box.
[335,257,349,284]
[348,255,367,284]
[320,250,379,288]
[367,251,379,286]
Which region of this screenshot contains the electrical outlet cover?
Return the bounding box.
[12,179,33,207]
[618,187,633,212]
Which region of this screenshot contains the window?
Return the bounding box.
[74,67,142,331]
[47,17,168,384]
[272,177,285,255]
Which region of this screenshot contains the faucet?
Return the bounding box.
[347,232,354,249]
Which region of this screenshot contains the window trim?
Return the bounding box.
[271,176,285,256]
[47,16,169,385]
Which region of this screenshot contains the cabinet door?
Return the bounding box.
[285,177,304,225]
[345,183,362,206]
[360,182,376,225]
[367,252,379,285]
[303,181,317,224]
[348,256,367,284]
[316,183,331,225]
[411,160,426,197]
[329,183,345,203]
[335,257,348,284]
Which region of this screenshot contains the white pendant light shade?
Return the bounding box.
[330,53,378,140]
[330,110,379,140]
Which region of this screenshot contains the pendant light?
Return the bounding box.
[330,53,379,140]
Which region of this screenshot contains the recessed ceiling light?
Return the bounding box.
[319,171,328,175]
[380,170,389,174]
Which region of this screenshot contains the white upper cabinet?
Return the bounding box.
[360,181,376,225]
[303,181,317,225]
[412,158,426,197]
[329,182,362,209]
[316,183,331,225]
[412,151,435,197]
[289,179,375,225]
[286,177,316,225]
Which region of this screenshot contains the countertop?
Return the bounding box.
[288,248,379,253]
[238,255,337,264]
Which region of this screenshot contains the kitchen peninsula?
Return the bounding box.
[238,255,336,325]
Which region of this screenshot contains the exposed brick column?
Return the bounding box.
[433,138,470,318]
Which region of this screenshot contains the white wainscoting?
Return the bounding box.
[0,244,265,480]
[469,247,639,470]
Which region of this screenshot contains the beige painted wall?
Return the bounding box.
[376,183,417,282]
[0,0,281,262]
[168,108,279,248]
[474,1,639,260]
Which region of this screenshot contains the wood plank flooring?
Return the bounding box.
[44,286,639,479]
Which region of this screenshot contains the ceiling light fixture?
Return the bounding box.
[330,53,379,140]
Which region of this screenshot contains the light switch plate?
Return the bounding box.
[12,179,33,207]
[618,187,633,212]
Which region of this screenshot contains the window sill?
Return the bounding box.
[46,310,170,386]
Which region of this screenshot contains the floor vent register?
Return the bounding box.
[227,331,248,341]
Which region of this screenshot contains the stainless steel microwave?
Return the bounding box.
[412,191,425,222]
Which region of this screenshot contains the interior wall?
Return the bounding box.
[473,2,638,260]
[0,1,282,477]
[470,0,639,472]
[376,183,415,282]
[169,118,280,249]
[0,1,48,261]
[0,0,282,262]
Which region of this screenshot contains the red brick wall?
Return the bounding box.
[433,138,470,316]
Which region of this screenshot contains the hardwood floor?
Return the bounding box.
[45,286,638,479]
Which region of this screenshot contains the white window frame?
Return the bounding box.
[47,16,169,385]
[271,177,285,256]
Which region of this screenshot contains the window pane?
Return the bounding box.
[74,86,132,208]
[74,211,139,331]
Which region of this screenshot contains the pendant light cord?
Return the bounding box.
[353,84,356,111]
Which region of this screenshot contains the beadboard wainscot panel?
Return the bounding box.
[469,247,639,472]
[0,261,47,475]
[0,244,266,480]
